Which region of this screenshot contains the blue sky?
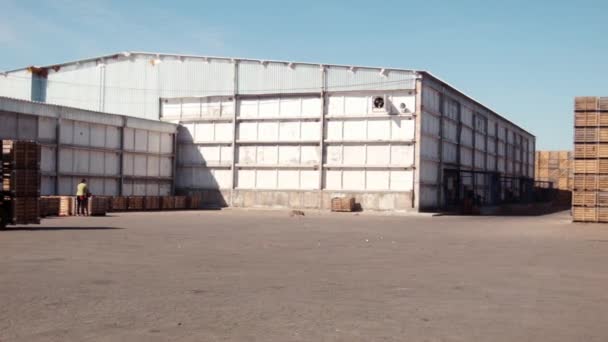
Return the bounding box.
[1,0,607,150]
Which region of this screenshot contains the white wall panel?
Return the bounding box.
[475,133,485,151]
[41,146,56,173]
[461,147,473,167]
[475,151,485,169]
[420,137,439,160]
[442,142,457,164]
[18,114,38,140]
[422,113,440,136]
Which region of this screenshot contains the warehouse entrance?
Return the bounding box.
[443,169,534,210]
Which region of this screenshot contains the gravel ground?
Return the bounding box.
[1,209,608,341]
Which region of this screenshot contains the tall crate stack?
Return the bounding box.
[573,97,608,222]
[2,140,41,224]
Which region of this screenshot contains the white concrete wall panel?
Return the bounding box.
[474,151,485,169]
[475,133,485,151]
[41,146,56,173]
[461,147,473,167]
[38,117,56,141]
[442,142,458,164]
[0,70,32,100]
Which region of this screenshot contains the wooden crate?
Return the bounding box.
[11,197,40,224]
[573,174,608,191]
[572,191,597,206]
[573,160,608,174]
[575,97,599,112]
[57,196,73,216]
[599,207,608,222]
[40,196,60,217]
[2,170,40,196]
[161,196,175,210]
[535,150,572,190]
[600,97,608,111]
[188,194,202,209]
[174,196,187,209]
[127,196,144,211]
[573,206,598,222]
[574,112,608,127]
[110,197,127,211]
[144,196,160,210]
[574,127,608,143]
[331,197,356,212]
[88,196,109,216]
[574,144,608,159]
[2,140,41,170]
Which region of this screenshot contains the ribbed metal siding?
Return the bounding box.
[238,61,321,94]
[103,56,158,120]
[0,70,32,101]
[46,62,101,112]
[326,67,416,92]
[158,57,234,98]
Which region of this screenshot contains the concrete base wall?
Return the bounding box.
[177,189,415,212]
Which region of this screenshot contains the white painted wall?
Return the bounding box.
[168,91,416,196]
[0,98,176,196]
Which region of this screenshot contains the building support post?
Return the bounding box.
[318,65,327,209]
[229,60,239,207]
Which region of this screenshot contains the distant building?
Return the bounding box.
[0,52,534,211]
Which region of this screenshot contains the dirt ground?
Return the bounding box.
[1,209,608,341]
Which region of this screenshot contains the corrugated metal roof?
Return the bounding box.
[0,51,533,137]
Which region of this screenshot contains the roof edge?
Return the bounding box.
[419,71,535,138]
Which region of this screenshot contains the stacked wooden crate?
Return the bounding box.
[127,196,144,211]
[161,196,175,210]
[2,140,41,224]
[40,196,61,217]
[331,197,356,212]
[88,196,109,216]
[188,193,202,209]
[144,196,160,210]
[110,196,127,212]
[174,196,187,209]
[573,97,608,222]
[535,151,573,190]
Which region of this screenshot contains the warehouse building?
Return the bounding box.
[0,96,177,197]
[0,52,535,211]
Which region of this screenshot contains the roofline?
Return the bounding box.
[0,96,177,132]
[418,71,535,138]
[1,52,533,138]
[2,51,418,74]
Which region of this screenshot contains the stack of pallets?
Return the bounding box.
[88,196,109,216]
[161,196,175,210]
[573,97,608,222]
[144,196,160,210]
[127,196,144,211]
[110,196,127,212]
[188,193,202,209]
[2,140,41,224]
[331,197,356,212]
[174,196,187,209]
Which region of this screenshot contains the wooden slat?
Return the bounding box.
[573,206,598,222]
[573,191,597,206]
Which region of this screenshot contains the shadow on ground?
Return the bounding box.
[2,227,124,231]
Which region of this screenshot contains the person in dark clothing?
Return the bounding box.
[76,179,89,216]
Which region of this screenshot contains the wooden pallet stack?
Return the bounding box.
[110,196,127,212]
[161,196,175,210]
[2,140,41,224]
[174,196,187,209]
[144,196,160,210]
[88,196,109,216]
[573,97,608,222]
[331,197,356,212]
[535,151,573,190]
[127,196,144,211]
